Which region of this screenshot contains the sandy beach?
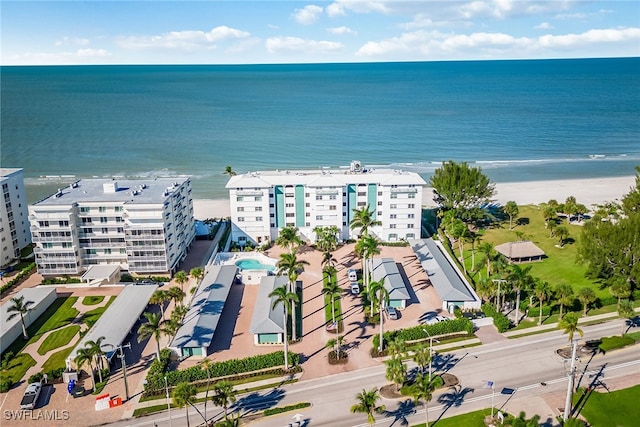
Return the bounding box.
[192,175,636,219]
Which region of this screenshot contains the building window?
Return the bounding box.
[408,193,416,199]
[306,203,311,208]
[390,224,397,229]
[42,243,53,249]
[329,205,337,211]
[104,248,112,254]
[256,216,263,221]
[407,224,414,228]
[238,236,247,242]
[80,207,90,213]
[286,203,294,208]
[390,204,397,209]
[389,233,398,241]
[306,212,311,217]
[270,213,275,218]
[255,206,262,212]
[408,204,415,209]
[316,195,323,201]
[357,202,366,207]
[115,206,123,212]
[408,213,415,219]
[101,228,108,233]
[286,213,295,217]
[378,191,383,196]
[305,193,310,197]
[305,222,311,227]
[391,194,398,199]
[271,223,276,227]
[406,233,415,239]
[237,196,244,202]
[329,195,337,200]
[99,207,106,213]
[238,207,245,212]
[270,203,275,208]
[390,214,397,219]
[316,215,323,220]
[357,192,366,196]
[238,217,245,222]
[100,217,108,223]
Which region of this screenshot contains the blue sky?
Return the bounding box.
[2,1,639,65]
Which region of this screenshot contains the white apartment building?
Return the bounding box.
[0,168,31,267]
[226,161,426,245]
[29,177,195,276]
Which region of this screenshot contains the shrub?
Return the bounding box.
[263,402,311,416]
[46,367,65,381]
[372,318,474,350]
[482,304,511,332]
[0,378,13,393]
[120,273,134,282]
[527,305,552,318]
[0,262,36,294]
[28,372,44,384]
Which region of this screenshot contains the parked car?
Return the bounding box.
[385,306,399,320]
[20,381,43,410]
[350,282,360,295]
[347,269,358,281]
[423,315,450,325]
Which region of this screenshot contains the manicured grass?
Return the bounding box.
[41,342,78,372]
[575,385,640,427]
[133,403,176,417]
[82,295,104,305]
[598,335,638,353]
[81,296,114,327]
[37,325,80,355]
[1,353,36,384]
[461,205,607,298]
[411,408,493,427]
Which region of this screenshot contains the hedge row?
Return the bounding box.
[145,350,299,393]
[482,304,511,332]
[0,263,36,295]
[373,318,474,349]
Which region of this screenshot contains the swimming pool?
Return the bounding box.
[235,259,276,271]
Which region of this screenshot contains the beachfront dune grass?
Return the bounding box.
[460,204,608,299]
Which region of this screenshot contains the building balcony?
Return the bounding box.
[38,267,79,275]
[389,187,419,193]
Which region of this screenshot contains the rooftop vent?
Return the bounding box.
[103,182,119,193]
[350,160,363,173]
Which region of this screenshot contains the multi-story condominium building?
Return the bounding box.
[0,168,31,267]
[226,161,426,245]
[29,177,195,276]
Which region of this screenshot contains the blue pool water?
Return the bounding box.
[235,259,275,271]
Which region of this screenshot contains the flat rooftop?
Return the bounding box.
[32,177,190,206]
[170,265,238,349]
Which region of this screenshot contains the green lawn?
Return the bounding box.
[575,384,640,427]
[1,353,36,384]
[81,296,114,327]
[82,295,104,305]
[41,342,78,372]
[411,408,493,427]
[37,325,80,355]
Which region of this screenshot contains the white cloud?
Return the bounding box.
[117,26,250,50]
[292,5,324,25]
[266,36,343,54]
[326,2,346,17]
[458,0,575,20]
[9,48,111,65]
[356,26,640,59]
[327,26,357,36]
[55,36,90,47]
[555,9,612,20]
[535,22,553,30]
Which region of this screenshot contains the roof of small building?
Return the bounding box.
[370,258,410,301]
[1,287,57,335]
[170,265,237,349]
[81,265,120,281]
[410,239,479,303]
[68,284,158,362]
[249,275,288,334]
[495,241,545,260]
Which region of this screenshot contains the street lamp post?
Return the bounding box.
[165,375,172,427]
[423,329,440,382]
[563,340,578,421]
[116,343,131,401]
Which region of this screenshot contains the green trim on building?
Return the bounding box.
[367,183,377,218]
[295,185,305,227]
[347,184,357,224]
[181,347,203,357]
[258,333,281,344]
[275,186,285,227]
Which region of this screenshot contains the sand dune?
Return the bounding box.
[192,175,636,219]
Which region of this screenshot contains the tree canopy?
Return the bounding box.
[430,160,496,215]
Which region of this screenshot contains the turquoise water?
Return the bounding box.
[235,259,275,271]
[1,58,638,203]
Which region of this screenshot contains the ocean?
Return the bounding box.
[1,57,639,203]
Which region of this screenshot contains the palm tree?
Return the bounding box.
[384,356,407,392]
[412,344,431,376]
[137,312,170,361]
[276,252,308,341]
[410,373,439,427]
[375,282,390,352]
[173,382,198,427]
[199,358,214,423]
[314,225,339,253]
[559,312,583,343]
[349,205,381,237]
[449,219,469,273]
[326,338,337,360]
[84,336,107,384]
[356,234,380,293]
[321,251,337,272]
[150,289,171,320]
[174,270,189,293]
[189,267,205,285]
[223,166,236,177]
[350,388,386,426]
[164,317,182,336]
[507,264,533,326]
[211,380,237,420]
[268,285,299,370]
[465,230,479,272]
[477,242,496,278]
[554,225,569,247]
[322,279,341,325]
[533,279,552,325]
[577,287,596,317]
[275,226,303,253]
[542,205,556,228]
[6,296,34,339]
[167,286,186,308]
[555,282,574,319]
[368,279,385,318]
[504,201,519,230]
[617,300,635,336]
[609,281,631,304]
[74,347,96,392]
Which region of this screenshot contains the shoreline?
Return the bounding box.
[192,175,636,220]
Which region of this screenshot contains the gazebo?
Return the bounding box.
[495,241,545,263]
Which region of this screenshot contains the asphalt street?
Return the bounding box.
[107,319,639,427]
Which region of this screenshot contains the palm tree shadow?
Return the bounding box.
[383,399,416,427]
[434,386,475,423]
[230,388,285,415]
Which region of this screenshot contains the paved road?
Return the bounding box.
[107,319,639,427]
